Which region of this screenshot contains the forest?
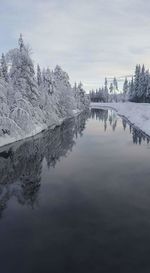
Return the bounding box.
[0,35,89,146]
[90,65,150,103]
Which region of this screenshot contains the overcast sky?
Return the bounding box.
[0,0,150,90]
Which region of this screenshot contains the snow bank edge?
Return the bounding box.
[0,110,82,150]
[90,102,150,138]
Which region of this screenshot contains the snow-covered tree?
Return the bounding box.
[113,77,118,91]
[123,77,129,101]
[9,35,39,105]
[127,64,150,102]
[137,64,145,102]
[123,78,129,94]
[18,33,24,51]
[104,78,108,102]
[0,53,9,82]
[73,82,89,108]
[77,82,88,108]
[42,68,46,85]
[0,67,2,79]
[128,77,134,101]
[0,35,89,145]
[53,65,75,116]
[46,68,55,95]
[146,74,150,102]
[133,65,141,101]
[109,83,113,93]
[37,64,42,86]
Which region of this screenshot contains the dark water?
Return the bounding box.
[0,109,150,273]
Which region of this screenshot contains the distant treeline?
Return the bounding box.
[90,77,119,102]
[90,65,150,103]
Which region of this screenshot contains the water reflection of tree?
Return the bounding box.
[122,118,150,145]
[90,108,117,132]
[0,111,89,217]
[132,127,148,145]
[91,108,150,145]
[122,119,127,131]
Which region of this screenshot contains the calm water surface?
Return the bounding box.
[0,109,150,273]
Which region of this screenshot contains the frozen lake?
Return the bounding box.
[0,108,150,273]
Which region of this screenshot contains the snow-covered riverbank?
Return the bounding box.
[91,102,150,137]
[0,109,82,149]
[0,36,89,148]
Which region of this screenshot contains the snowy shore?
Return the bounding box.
[91,102,150,137]
[0,109,82,149]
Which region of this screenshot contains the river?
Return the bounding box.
[0,108,150,273]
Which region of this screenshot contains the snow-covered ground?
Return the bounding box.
[0,110,81,148]
[91,102,150,137]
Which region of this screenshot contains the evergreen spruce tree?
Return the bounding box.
[123,77,129,101]
[138,64,145,102]
[146,71,150,102]
[1,53,9,82]
[109,83,113,93]
[37,64,42,86]
[10,35,38,105]
[143,69,149,102]
[0,66,2,79]
[134,64,141,102]
[18,33,24,52]
[104,77,108,102]
[113,77,118,91]
[128,77,134,101]
[123,78,129,94]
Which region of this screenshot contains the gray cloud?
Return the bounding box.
[0,0,150,90]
